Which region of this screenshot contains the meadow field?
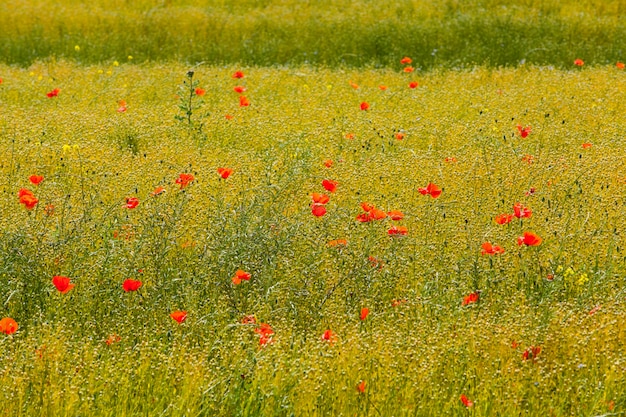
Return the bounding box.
[2,1,626,416]
[2,0,626,68]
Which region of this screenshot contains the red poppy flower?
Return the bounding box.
[403,66,415,73]
[582,142,592,149]
[312,193,330,205]
[360,102,369,111]
[345,133,355,140]
[241,315,257,324]
[105,334,121,346]
[369,208,387,220]
[195,88,205,96]
[356,213,371,222]
[327,239,347,247]
[175,173,194,189]
[322,179,338,193]
[117,100,127,113]
[323,159,333,168]
[588,305,601,315]
[378,85,388,90]
[517,231,542,246]
[122,279,142,292]
[44,204,54,216]
[181,240,196,249]
[0,317,18,335]
[232,71,245,79]
[388,225,408,236]
[151,186,166,196]
[463,291,480,306]
[52,276,74,293]
[513,203,532,218]
[418,183,442,198]
[360,202,375,212]
[522,345,541,360]
[460,395,474,407]
[254,323,274,337]
[233,85,246,93]
[18,188,38,209]
[254,323,274,346]
[395,132,405,140]
[311,203,327,217]
[387,210,404,220]
[392,299,407,307]
[239,96,250,107]
[225,114,234,120]
[368,256,383,269]
[46,88,60,98]
[525,187,536,196]
[349,81,359,89]
[574,59,584,67]
[357,380,366,393]
[321,329,335,342]
[29,175,44,185]
[360,307,369,321]
[20,194,38,209]
[481,242,505,255]
[170,311,187,323]
[257,333,272,346]
[232,269,251,285]
[511,340,520,349]
[125,197,139,209]
[495,214,513,225]
[409,81,418,89]
[400,57,412,65]
[444,157,457,163]
[617,62,625,70]
[517,125,531,138]
[218,167,233,179]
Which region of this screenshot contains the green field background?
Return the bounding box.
[2,0,625,67]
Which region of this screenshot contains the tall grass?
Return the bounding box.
[1,0,625,67]
[0,61,626,415]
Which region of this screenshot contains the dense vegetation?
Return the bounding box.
[1,61,626,415]
[1,0,625,68]
[2,1,626,415]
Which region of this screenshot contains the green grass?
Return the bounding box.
[1,0,625,68]
[1,61,626,415]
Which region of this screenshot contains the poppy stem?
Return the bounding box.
[366,395,383,416]
[186,71,194,126]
